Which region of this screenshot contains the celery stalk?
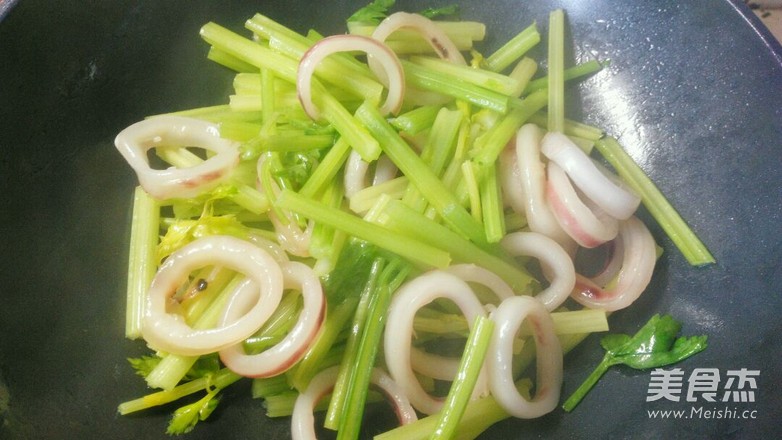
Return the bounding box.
[472,88,548,166]
[430,316,494,440]
[246,14,383,102]
[207,46,256,73]
[485,22,540,73]
[507,57,538,97]
[524,59,603,94]
[324,262,380,430]
[299,137,352,198]
[125,186,160,339]
[336,261,409,440]
[479,163,506,243]
[547,9,566,133]
[593,137,715,266]
[314,82,381,161]
[354,102,487,245]
[390,105,441,134]
[374,382,528,440]
[401,61,509,114]
[288,298,358,391]
[251,375,291,399]
[200,23,298,83]
[461,160,482,222]
[275,189,451,268]
[347,21,486,44]
[410,55,521,96]
[349,176,409,214]
[118,368,241,415]
[378,200,535,293]
[527,112,605,141]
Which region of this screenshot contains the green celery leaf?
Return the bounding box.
[127,355,162,379]
[166,390,221,435]
[347,0,396,24]
[419,4,460,19]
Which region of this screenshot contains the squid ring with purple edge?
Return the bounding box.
[114,115,240,200]
[487,295,563,418]
[142,235,284,357]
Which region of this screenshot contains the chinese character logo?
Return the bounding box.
[647,368,685,402]
[646,367,759,403]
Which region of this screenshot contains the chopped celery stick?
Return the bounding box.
[472,88,548,166]
[390,105,440,134]
[524,59,603,94]
[156,104,262,124]
[251,375,291,399]
[527,111,604,141]
[461,161,482,221]
[324,260,381,430]
[430,316,494,440]
[382,35,474,55]
[125,186,160,339]
[347,20,486,43]
[508,56,538,97]
[310,180,346,273]
[228,94,263,112]
[378,200,535,293]
[548,9,566,133]
[288,298,358,391]
[401,60,509,114]
[314,82,381,161]
[246,14,383,102]
[410,55,521,96]
[243,291,302,354]
[484,22,540,73]
[118,368,241,415]
[423,108,463,176]
[232,72,262,94]
[207,46,256,72]
[594,137,715,266]
[276,189,451,268]
[200,23,298,83]
[336,261,408,440]
[218,120,261,141]
[261,67,276,123]
[349,176,409,214]
[374,381,529,440]
[355,102,487,245]
[299,137,352,198]
[479,163,505,243]
[263,391,301,418]
[414,309,607,337]
[244,132,335,157]
[400,107,463,213]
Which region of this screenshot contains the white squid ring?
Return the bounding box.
[488,295,562,419]
[291,366,417,440]
[384,270,488,415]
[541,131,640,220]
[297,34,404,120]
[219,261,325,378]
[546,162,619,248]
[114,115,240,200]
[500,231,576,311]
[142,235,283,356]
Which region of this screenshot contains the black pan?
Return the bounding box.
[1,0,780,438]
